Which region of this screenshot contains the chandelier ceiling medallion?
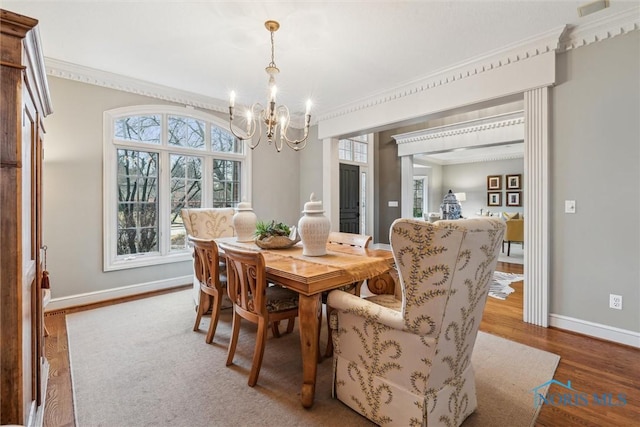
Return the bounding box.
[228,20,312,152]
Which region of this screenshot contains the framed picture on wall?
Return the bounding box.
[506,174,522,190]
[487,191,502,206]
[506,191,522,207]
[487,175,502,190]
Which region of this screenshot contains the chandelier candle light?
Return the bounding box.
[228,20,312,152]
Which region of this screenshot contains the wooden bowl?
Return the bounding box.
[255,235,300,249]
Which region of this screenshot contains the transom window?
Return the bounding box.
[104,106,251,271]
[339,135,368,163]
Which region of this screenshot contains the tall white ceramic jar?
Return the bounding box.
[298,193,331,256]
[233,201,257,242]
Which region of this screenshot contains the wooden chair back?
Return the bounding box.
[189,236,222,292]
[188,236,225,343]
[224,246,268,320]
[328,231,372,248]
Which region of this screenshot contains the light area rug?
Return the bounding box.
[67,290,559,427]
[489,271,525,300]
[498,244,524,265]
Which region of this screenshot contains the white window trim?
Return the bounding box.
[103,105,252,271]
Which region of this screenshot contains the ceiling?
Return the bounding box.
[4,0,637,121]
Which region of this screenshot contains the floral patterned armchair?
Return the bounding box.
[328,217,505,426]
[181,208,235,308]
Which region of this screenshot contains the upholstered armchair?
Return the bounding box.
[328,217,505,426]
[503,216,524,256]
[181,208,235,309]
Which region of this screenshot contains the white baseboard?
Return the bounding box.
[549,313,640,348]
[45,275,191,311]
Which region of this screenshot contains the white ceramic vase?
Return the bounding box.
[233,201,257,242]
[298,193,330,256]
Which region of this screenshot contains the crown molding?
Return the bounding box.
[317,26,566,122]
[559,6,640,51]
[394,111,524,158]
[45,58,229,113]
[318,6,639,123]
[393,111,524,145]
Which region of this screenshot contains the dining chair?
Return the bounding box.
[189,236,225,344]
[322,231,372,358]
[223,246,299,387]
[328,218,505,426]
[181,208,235,313]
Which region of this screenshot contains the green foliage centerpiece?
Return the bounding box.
[254,220,300,249]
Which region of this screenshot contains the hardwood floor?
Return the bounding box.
[43,264,639,426]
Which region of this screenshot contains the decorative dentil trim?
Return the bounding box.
[559,6,640,51]
[317,25,567,122]
[393,111,524,145]
[317,6,639,122]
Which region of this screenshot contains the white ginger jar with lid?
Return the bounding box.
[233,201,257,242]
[298,193,331,256]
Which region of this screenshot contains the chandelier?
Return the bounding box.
[228,20,312,152]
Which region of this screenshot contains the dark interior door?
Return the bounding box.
[339,163,360,233]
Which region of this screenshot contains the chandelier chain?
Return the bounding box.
[269,30,276,69]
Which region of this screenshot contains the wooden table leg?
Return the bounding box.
[298,293,321,408]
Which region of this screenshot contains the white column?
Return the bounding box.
[523,87,550,327]
[322,137,340,230]
[400,156,414,219]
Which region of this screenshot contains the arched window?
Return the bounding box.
[103,106,251,271]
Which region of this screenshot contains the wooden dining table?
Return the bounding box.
[215,237,394,408]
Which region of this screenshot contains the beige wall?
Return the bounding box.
[43,77,301,300]
[551,31,639,331]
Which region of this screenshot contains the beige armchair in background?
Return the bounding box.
[328,217,505,426]
[181,208,235,310]
[503,216,524,256]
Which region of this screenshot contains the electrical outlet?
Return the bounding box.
[609,294,622,310]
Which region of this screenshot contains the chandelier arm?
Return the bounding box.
[247,104,265,150]
[279,108,311,150]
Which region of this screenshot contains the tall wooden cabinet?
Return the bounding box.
[1,9,53,426]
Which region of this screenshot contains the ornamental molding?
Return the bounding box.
[559,6,640,51]
[317,6,639,122]
[45,58,229,113]
[393,111,524,146]
[317,26,566,122]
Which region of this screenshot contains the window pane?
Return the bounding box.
[213,159,241,207]
[168,116,205,149]
[212,126,242,153]
[117,149,159,255]
[354,141,368,163]
[338,139,353,161]
[413,179,424,218]
[170,154,202,250]
[114,115,161,144]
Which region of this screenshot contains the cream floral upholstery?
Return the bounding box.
[181,208,235,307]
[181,208,235,239]
[328,217,505,426]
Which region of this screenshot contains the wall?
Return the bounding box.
[43,77,300,301]
[551,31,639,332]
[298,124,324,212]
[442,158,524,218]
